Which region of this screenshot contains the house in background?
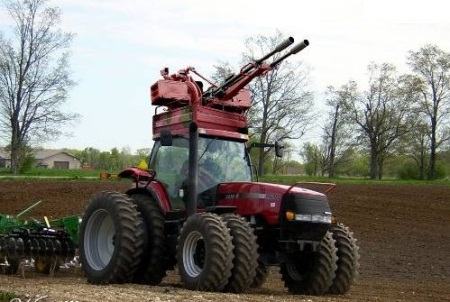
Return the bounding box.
[0,149,10,168]
[34,150,81,169]
[0,148,81,169]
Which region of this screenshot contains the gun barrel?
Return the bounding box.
[213,37,295,96]
[254,37,294,64]
[270,39,309,67]
[208,37,308,99]
[289,39,309,54]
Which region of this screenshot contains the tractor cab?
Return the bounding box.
[149,135,252,209]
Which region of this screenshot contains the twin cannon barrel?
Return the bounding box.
[206,37,309,99]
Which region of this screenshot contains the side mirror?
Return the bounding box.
[275,141,284,158]
[160,129,173,146]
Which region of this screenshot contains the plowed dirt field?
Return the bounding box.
[0,180,449,301]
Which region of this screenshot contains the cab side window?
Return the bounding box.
[150,138,189,209]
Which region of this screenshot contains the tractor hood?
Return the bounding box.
[215,181,331,225]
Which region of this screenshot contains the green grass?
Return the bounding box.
[0,167,101,179]
[260,174,450,186]
[1,167,448,185]
[0,291,17,302]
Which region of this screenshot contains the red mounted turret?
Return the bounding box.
[149,38,309,141]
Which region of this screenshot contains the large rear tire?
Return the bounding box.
[129,193,168,285]
[177,213,233,291]
[280,231,338,295]
[221,214,258,293]
[80,191,145,284]
[328,223,360,294]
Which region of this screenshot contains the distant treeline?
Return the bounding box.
[69,147,150,172]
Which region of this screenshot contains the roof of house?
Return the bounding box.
[0,148,79,161]
[34,149,79,161]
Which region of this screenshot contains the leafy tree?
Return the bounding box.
[0,0,77,174]
[301,142,326,176]
[345,63,416,179]
[136,147,151,160]
[398,119,430,179]
[407,44,450,179]
[322,82,357,177]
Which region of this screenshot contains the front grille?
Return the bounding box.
[279,193,331,241]
[281,193,331,217]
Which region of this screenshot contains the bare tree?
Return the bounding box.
[322,82,357,178]
[210,61,233,86]
[0,0,76,174]
[244,32,313,176]
[407,44,450,179]
[346,63,415,179]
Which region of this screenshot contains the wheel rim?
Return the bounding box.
[84,209,115,270]
[183,231,205,278]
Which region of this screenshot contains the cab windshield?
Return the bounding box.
[150,137,252,209]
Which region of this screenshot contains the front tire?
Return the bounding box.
[80,191,145,284]
[280,231,338,295]
[177,213,233,291]
[328,223,360,294]
[221,214,258,293]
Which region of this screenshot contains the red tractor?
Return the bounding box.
[79,37,359,295]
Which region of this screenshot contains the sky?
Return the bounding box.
[1,0,450,154]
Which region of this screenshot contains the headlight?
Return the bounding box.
[311,214,332,223]
[294,213,331,223]
[295,214,312,221]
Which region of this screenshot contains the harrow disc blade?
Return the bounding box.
[38,239,47,256]
[7,238,17,258]
[46,239,56,256]
[25,239,33,257]
[31,238,40,257]
[54,239,62,256]
[0,237,5,257]
[15,238,25,256]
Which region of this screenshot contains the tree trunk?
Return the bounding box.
[10,132,20,175]
[428,118,437,179]
[328,104,339,178]
[377,158,384,180]
[419,157,425,180]
[419,137,425,180]
[369,147,378,180]
[257,133,266,176]
[257,104,269,176]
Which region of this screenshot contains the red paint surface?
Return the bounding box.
[216,182,325,225]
